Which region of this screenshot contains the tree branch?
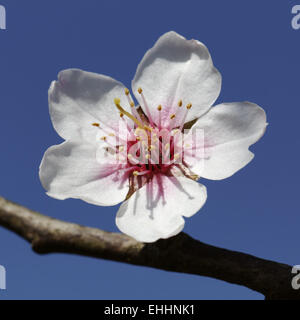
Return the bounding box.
[0,196,298,299]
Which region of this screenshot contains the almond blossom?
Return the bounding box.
[39,31,267,242]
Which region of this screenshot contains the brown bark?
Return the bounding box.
[0,196,298,300]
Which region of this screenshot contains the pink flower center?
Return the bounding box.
[92,88,199,193]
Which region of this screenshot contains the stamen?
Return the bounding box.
[125,90,143,125]
[169,113,177,129]
[122,166,139,173]
[114,98,143,127]
[100,136,107,141]
[133,170,151,176]
[92,123,100,127]
[179,103,192,131]
[137,88,154,127]
[178,100,183,107]
[114,98,152,132]
[157,105,162,128]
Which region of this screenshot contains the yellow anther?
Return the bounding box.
[174,153,180,159]
[108,133,115,137]
[100,136,107,141]
[186,103,192,109]
[138,87,143,94]
[125,88,130,95]
[157,105,162,111]
[114,98,121,105]
[92,123,100,127]
[170,114,176,120]
[149,145,156,151]
[136,136,141,141]
[178,100,183,107]
[130,101,135,107]
[185,143,191,148]
[114,98,150,130]
[119,146,124,152]
[133,171,139,176]
[164,143,170,150]
[145,154,150,159]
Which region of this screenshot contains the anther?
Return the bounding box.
[100,136,107,141]
[170,114,176,120]
[133,171,139,176]
[138,88,143,94]
[114,98,121,105]
[186,103,192,109]
[157,105,162,111]
[125,88,130,95]
[130,101,135,107]
[178,100,183,107]
[92,123,100,127]
[114,98,148,130]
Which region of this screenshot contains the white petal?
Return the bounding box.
[49,69,132,141]
[185,101,267,180]
[132,31,221,127]
[116,175,207,242]
[39,140,129,206]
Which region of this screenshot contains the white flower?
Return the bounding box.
[39,31,267,243]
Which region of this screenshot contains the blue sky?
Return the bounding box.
[0,0,299,299]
